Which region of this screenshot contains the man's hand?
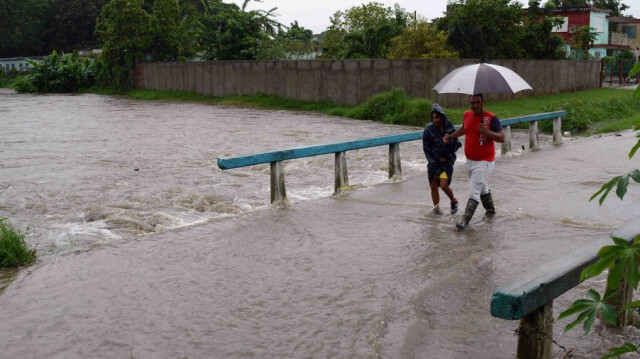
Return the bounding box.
[479,123,489,135]
[443,134,450,144]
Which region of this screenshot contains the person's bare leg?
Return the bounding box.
[440,178,458,214]
[440,178,456,203]
[430,180,442,214]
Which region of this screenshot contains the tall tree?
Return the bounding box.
[436,0,525,59]
[522,0,567,59]
[550,0,590,6]
[44,0,109,53]
[256,21,315,60]
[149,0,200,61]
[94,0,152,90]
[199,1,281,60]
[322,2,409,59]
[387,19,458,59]
[0,0,50,57]
[592,0,629,16]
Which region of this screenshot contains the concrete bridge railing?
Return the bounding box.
[491,219,640,359]
[216,111,566,203]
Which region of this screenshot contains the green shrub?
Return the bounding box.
[346,88,433,127]
[541,99,594,132]
[0,218,36,267]
[540,94,640,133]
[16,51,96,93]
[354,88,409,122]
[13,76,37,93]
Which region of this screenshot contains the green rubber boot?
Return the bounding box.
[456,199,479,230]
[480,192,496,217]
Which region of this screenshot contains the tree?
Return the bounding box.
[521,0,567,59]
[321,2,409,59]
[572,25,598,58]
[0,0,50,57]
[550,0,590,6]
[592,0,629,16]
[200,1,281,60]
[256,21,316,60]
[436,0,525,60]
[94,0,152,90]
[387,19,458,59]
[149,0,200,61]
[44,0,109,53]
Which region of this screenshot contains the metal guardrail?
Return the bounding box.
[217,110,567,203]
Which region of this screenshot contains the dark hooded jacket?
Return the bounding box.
[423,103,462,184]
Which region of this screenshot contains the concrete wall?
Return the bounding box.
[134,59,601,108]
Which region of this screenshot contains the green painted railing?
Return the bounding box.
[217,110,566,203]
[491,219,640,358]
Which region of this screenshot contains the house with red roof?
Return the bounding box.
[552,6,612,59]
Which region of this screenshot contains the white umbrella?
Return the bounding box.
[433,63,532,95]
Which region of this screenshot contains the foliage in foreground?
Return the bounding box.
[0,218,36,268]
[558,62,640,359]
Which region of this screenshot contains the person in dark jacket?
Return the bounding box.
[423,103,462,215]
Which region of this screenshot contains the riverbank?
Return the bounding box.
[125,86,640,135]
[2,82,640,134]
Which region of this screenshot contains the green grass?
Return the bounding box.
[126,86,640,135]
[0,218,36,268]
[0,74,27,89]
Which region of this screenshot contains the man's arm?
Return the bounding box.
[444,125,464,143]
[479,116,505,143]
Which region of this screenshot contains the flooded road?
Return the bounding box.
[1,91,639,358]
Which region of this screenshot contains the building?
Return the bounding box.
[607,16,640,58]
[0,57,37,75]
[552,6,612,59]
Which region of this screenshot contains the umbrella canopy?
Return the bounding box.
[433,63,532,95]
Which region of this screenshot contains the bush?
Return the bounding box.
[541,94,640,133]
[352,88,409,122]
[13,76,37,93]
[16,51,96,93]
[0,218,36,267]
[347,88,434,127]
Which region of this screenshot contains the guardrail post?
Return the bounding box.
[335,151,349,193]
[517,301,553,359]
[389,143,402,179]
[502,125,512,155]
[270,161,286,203]
[529,121,539,150]
[552,117,563,145]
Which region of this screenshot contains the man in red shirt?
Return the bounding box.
[444,93,505,230]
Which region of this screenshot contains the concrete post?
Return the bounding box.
[270,161,286,203]
[529,121,539,150]
[517,301,553,359]
[552,117,563,145]
[389,143,402,179]
[502,125,512,155]
[334,151,349,193]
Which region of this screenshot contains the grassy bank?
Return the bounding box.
[0,218,36,268]
[127,87,640,135]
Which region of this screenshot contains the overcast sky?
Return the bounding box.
[227,0,640,34]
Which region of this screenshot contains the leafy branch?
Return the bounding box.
[559,62,640,359]
[601,343,639,359]
[558,289,617,332]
